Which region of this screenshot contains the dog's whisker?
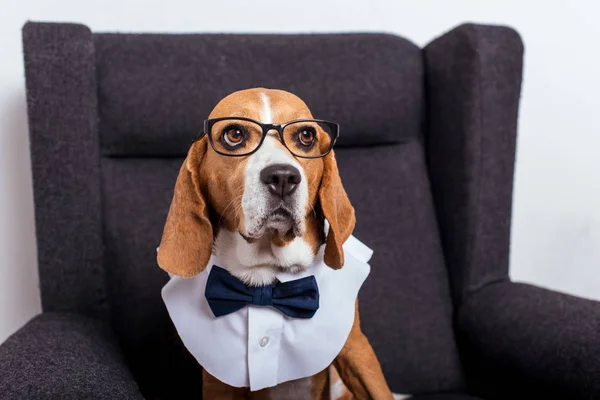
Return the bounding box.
[218,193,244,226]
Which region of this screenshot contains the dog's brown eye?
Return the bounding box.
[223,127,244,147]
[298,129,316,146]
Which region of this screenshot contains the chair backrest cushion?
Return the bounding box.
[96,31,465,396]
[95,33,423,156]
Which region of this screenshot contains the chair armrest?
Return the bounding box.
[0,312,143,399]
[458,281,600,399]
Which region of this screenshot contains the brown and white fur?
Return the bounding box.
[157,88,393,399]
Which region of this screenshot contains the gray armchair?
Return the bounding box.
[1,21,598,399]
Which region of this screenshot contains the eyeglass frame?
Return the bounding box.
[195,117,340,159]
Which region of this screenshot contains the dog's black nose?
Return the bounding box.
[260,164,301,197]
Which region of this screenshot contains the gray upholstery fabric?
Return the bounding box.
[22,22,108,319]
[102,157,204,399]
[337,144,464,391]
[94,32,423,156]
[424,24,524,306]
[458,282,600,400]
[0,313,142,400]
[20,19,597,400]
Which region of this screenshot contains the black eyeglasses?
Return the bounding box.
[197,117,339,159]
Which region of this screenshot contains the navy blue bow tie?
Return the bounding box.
[205,266,319,319]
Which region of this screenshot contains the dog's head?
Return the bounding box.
[157,88,354,280]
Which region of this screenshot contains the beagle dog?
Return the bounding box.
[157,88,393,399]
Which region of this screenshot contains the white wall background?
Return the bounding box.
[1,0,599,344]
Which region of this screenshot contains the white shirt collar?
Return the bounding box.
[161,234,372,391]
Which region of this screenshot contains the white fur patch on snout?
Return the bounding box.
[242,134,308,239]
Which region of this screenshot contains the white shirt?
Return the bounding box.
[161,235,372,391]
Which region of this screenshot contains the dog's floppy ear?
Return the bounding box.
[319,150,356,270]
[157,138,213,277]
